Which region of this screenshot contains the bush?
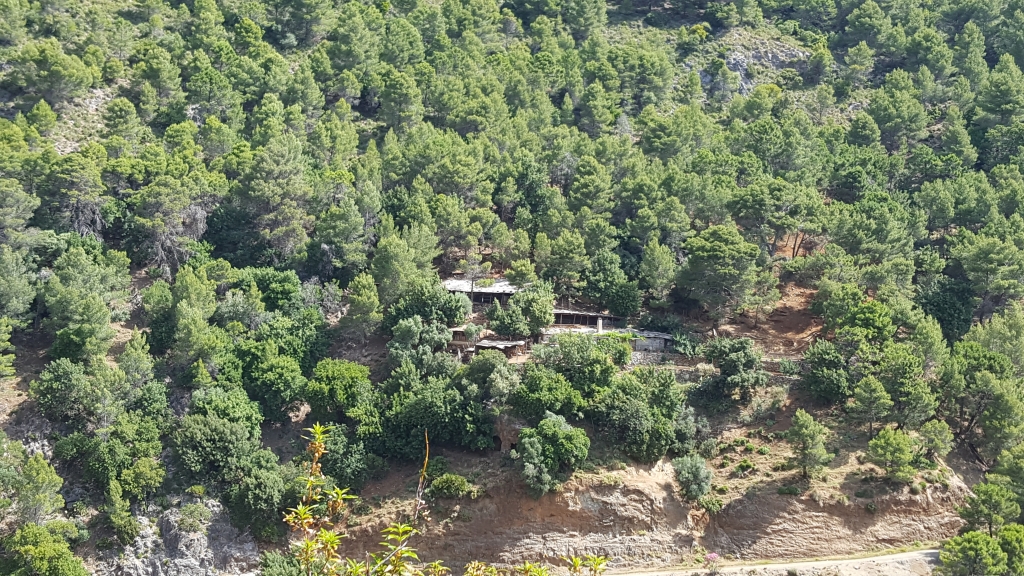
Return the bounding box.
[320,427,371,491]
[733,458,756,476]
[777,485,800,495]
[425,455,450,479]
[509,363,585,422]
[778,359,801,376]
[801,339,851,403]
[517,413,590,496]
[701,337,769,402]
[672,455,712,500]
[697,496,724,514]
[260,551,302,576]
[178,503,212,532]
[698,438,720,458]
[429,473,471,498]
[590,368,682,463]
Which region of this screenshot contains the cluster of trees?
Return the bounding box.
[7,0,1024,566]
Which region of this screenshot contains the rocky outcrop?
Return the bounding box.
[94,500,260,576]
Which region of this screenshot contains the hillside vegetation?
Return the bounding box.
[4,0,1024,573]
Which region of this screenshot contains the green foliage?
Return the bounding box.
[590,367,684,463]
[509,363,585,422]
[788,409,830,478]
[701,338,769,402]
[697,496,724,514]
[999,524,1024,576]
[488,282,556,339]
[867,428,915,481]
[8,0,1024,553]
[319,426,371,491]
[0,522,89,576]
[802,339,851,403]
[172,414,261,483]
[383,279,467,333]
[31,359,95,425]
[848,376,893,437]
[677,224,762,320]
[429,473,472,498]
[918,420,954,459]
[672,455,712,500]
[106,480,140,544]
[518,413,590,496]
[0,318,14,379]
[260,551,302,576]
[959,483,1021,537]
[304,359,372,422]
[178,503,212,533]
[16,454,65,525]
[938,531,1008,576]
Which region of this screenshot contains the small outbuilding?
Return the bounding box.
[551,308,619,328]
[625,329,674,352]
[442,277,519,305]
[475,339,528,358]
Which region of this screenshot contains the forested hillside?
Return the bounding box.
[5,0,1024,572]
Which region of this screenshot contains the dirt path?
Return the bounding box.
[615,549,939,576]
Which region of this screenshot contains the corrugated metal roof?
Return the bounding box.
[552,308,618,318]
[476,339,527,348]
[442,278,519,294]
[629,329,674,340]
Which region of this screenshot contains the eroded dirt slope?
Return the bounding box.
[703,483,966,559]
[340,454,964,570]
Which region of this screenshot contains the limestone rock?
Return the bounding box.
[94,499,260,576]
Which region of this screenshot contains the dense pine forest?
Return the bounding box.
[6,0,1024,572]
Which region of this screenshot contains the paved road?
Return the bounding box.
[613,549,940,575]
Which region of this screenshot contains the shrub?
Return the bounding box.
[179,503,212,532]
[261,551,302,576]
[777,485,800,495]
[701,337,769,402]
[698,438,720,458]
[757,445,771,455]
[517,413,590,496]
[733,458,756,476]
[673,333,703,358]
[697,496,724,514]
[425,455,450,479]
[429,473,471,498]
[778,359,801,376]
[801,339,851,403]
[672,455,712,500]
[320,428,371,490]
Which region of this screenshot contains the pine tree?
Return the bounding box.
[788,409,830,478]
[941,105,978,167]
[867,427,915,480]
[978,54,1024,126]
[848,376,893,437]
[639,238,676,307]
[0,318,13,379]
[578,82,617,137]
[17,453,65,523]
[954,22,989,89]
[346,272,382,341]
